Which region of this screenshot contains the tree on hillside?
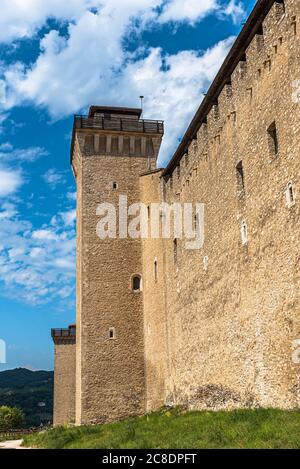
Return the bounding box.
[0,406,25,431]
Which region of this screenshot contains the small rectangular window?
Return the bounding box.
[154,259,158,282]
[236,161,245,195]
[267,121,279,157]
[173,239,178,265]
[291,16,297,35]
[109,327,116,340]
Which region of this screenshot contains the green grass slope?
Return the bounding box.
[23,407,300,449]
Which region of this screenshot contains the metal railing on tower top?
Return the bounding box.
[73,115,164,135]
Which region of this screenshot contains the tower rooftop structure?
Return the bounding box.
[71,105,164,165]
[88,106,143,118]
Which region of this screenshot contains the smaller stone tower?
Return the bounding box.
[51,325,76,426]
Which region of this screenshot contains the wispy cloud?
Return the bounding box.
[42,168,66,188]
[0,143,48,162]
[158,0,244,25]
[0,113,8,135]
[0,202,76,304]
[67,191,77,201]
[0,168,23,197]
[0,1,245,164]
[0,0,245,43]
[0,143,48,198]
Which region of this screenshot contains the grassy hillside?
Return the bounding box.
[23,407,300,449]
[0,368,53,427]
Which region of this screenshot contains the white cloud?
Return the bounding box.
[120,39,234,162]
[0,143,47,199]
[0,168,23,197]
[67,191,77,201]
[159,0,217,24]
[53,258,75,270]
[159,0,243,24]
[42,168,66,187]
[0,144,48,162]
[1,1,244,164]
[0,1,246,305]
[29,247,45,258]
[61,209,77,227]
[32,229,58,240]
[3,34,234,163]
[0,114,8,135]
[0,202,76,304]
[0,0,244,43]
[0,0,161,43]
[222,0,245,23]
[0,0,96,43]
[0,202,18,219]
[0,80,6,105]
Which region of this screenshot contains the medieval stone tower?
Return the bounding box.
[52,0,300,426]
[71,106,162,425]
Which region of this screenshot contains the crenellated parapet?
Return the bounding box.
[51,325,76,345]
[70,106,164,179]
[163,0,299,181]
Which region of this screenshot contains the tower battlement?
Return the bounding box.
[71,106,164,178]
[51,325,76,345]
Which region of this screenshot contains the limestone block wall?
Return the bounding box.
[140,170,168,412]
[140,0,300,412]
[53,341,76,426]
[158,0,300,410]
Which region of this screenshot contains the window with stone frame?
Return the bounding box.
[132,275,142,292]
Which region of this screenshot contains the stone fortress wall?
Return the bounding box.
[141,0,300,411]
[52,0,300,425]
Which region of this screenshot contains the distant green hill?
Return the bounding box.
[0,368,53,428]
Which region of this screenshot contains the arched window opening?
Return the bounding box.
[132,275,142,292]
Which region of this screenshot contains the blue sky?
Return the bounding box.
[0,0,256,371]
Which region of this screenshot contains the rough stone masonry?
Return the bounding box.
[52,0,300,426]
